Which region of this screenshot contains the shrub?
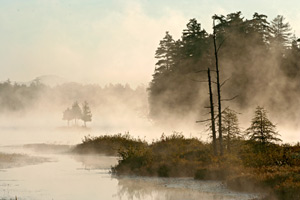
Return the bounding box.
[157,164,170,177]
[73,133,146,156]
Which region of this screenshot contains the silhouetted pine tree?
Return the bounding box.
[246,106,281,144]
[270,15,292,50]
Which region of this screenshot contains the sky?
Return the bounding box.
[0,0,299,86]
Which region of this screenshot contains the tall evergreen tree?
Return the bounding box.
[154,31,177,73]
[181,18,210,73]
[182,18,208,58]
[270,15,292,50]
[247,13,271,46]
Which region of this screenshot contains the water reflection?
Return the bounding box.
[71,154,118,170]
[115,176,261,200]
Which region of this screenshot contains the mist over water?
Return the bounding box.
[0,80,205,147]
[0,82,262,199]
[0,82,298,147]
[0,145,260,200]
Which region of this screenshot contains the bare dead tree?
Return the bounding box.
[208,68,217,155]
[213,19,223,156]
[195,68,217,156]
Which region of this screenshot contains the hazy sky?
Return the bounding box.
[1,0,299,86]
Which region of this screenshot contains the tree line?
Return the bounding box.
[0,79,45,111]
[63,101,92,127]
[0,81,147,119]
[148,12,300,124]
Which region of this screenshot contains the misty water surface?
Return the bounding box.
[0,146,260,200]
[0,124,262,200]
[0,145,262,199]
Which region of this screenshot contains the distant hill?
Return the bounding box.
[31,75,68,87]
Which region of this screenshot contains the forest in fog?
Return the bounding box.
[1,12,300,135]
[0,79,148,119]
[148,12,300,127]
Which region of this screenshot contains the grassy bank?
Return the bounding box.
[75,133,300,200]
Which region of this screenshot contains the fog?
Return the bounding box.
[0,75,299,146]
[1,2,300,199]
[0,78,209,148]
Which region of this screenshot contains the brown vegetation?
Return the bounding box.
[75,133,300,200]
[72,133,146,156]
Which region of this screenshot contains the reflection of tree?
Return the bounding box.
[114,177,256,200]
[115,177,154,200]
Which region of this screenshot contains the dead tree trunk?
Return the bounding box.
[213,20,223,156]
[208,68,217,156]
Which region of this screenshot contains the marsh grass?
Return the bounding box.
[76,133,300,200]
[73,133,147,156]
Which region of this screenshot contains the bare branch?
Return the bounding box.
[220,77,231,87]
[202,111,212,116]
[196,119,211,123]
[222,106,230,112]
[190,79,208,83]
[221,95,238,102]
[194,70,207,73]
[195,69,217,73]
[221,106,242,115]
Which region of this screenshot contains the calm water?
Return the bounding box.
[0,146,261,200]
[0,127,261,200]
